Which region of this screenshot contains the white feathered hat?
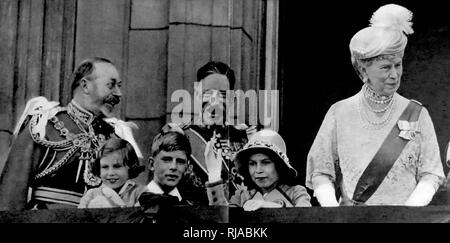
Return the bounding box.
[350,4,414,77]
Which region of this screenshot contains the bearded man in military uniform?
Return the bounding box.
[0,57,142,210]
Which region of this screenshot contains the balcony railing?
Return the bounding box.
[2,205,450,223]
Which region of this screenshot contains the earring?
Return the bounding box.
[363,77,368,83]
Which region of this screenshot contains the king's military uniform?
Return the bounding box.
[0,97,141,210]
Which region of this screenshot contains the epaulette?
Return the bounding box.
[14,96,60,139]
[28,107,68,148]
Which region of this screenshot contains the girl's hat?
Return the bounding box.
[234,129,297,181]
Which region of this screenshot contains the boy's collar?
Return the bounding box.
[147,180,182,201]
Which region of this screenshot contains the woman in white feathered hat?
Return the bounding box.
[205,129,311,211]
[306,4,445,206]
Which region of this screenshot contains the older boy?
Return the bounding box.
[145,123,230,207]
[145,124,195,204]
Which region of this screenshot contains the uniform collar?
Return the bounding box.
[67,100,95,125]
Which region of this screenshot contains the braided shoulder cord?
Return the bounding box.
[30,108,99,180]
[34,145,80,180]
[29,114,73,149]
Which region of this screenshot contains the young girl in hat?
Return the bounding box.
[205,129,311,211]
[78,138,147,208]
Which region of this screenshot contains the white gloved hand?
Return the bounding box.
[314,182,339,207]
[404,180,437,206]
[204,132,222,182]
[243,199,282,211]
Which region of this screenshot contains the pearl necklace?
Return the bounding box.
[358,93,396,130]
[363,84,393,104]
[362,94,393,113]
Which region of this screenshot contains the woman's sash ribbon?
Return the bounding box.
[351,100,423,204]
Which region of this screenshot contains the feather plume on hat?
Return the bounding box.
[349,3,414,80]
[370,4,414,35]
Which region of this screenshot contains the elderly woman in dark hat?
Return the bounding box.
[205,129,311,211]
[306,4,445,206]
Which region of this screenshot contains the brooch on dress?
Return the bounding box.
[397,120,420,140]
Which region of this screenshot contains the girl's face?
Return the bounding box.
[248,153,279,193]
[362,55,403,96]
[100,151,129,190]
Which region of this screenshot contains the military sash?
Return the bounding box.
[184,128,210,175]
